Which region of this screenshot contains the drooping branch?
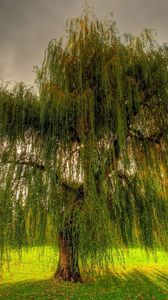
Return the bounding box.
[63,147,79,173]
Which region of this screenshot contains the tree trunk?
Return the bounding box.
[54,184,84,282]
[54,230,82,282]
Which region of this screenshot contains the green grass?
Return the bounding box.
[0,247,168,299]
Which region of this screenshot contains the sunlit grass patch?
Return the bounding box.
[0,247,168,283]
[0,247,167,299]
[0,268,168,300]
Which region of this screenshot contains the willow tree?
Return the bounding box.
[0,13,168,282]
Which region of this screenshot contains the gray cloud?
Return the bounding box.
[0,0,168,86]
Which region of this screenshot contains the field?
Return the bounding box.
[0,247,168,299]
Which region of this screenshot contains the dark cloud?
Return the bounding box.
[0,0,168,85]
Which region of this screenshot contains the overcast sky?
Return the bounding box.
[0,0,168,86]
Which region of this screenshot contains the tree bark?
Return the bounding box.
[54,230,82,282]
[54,184,84,282]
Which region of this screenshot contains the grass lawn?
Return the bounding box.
[0,247,167,299]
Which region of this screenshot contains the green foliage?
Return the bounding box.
[0,12,168,264]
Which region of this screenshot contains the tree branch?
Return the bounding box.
[128,129,163,144]
[117,171,132,189]
[1,157,84,197]
[1,158,45,170]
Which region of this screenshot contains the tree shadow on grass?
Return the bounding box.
[0,268,167,300]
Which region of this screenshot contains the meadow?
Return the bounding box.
[0,247,167,299]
